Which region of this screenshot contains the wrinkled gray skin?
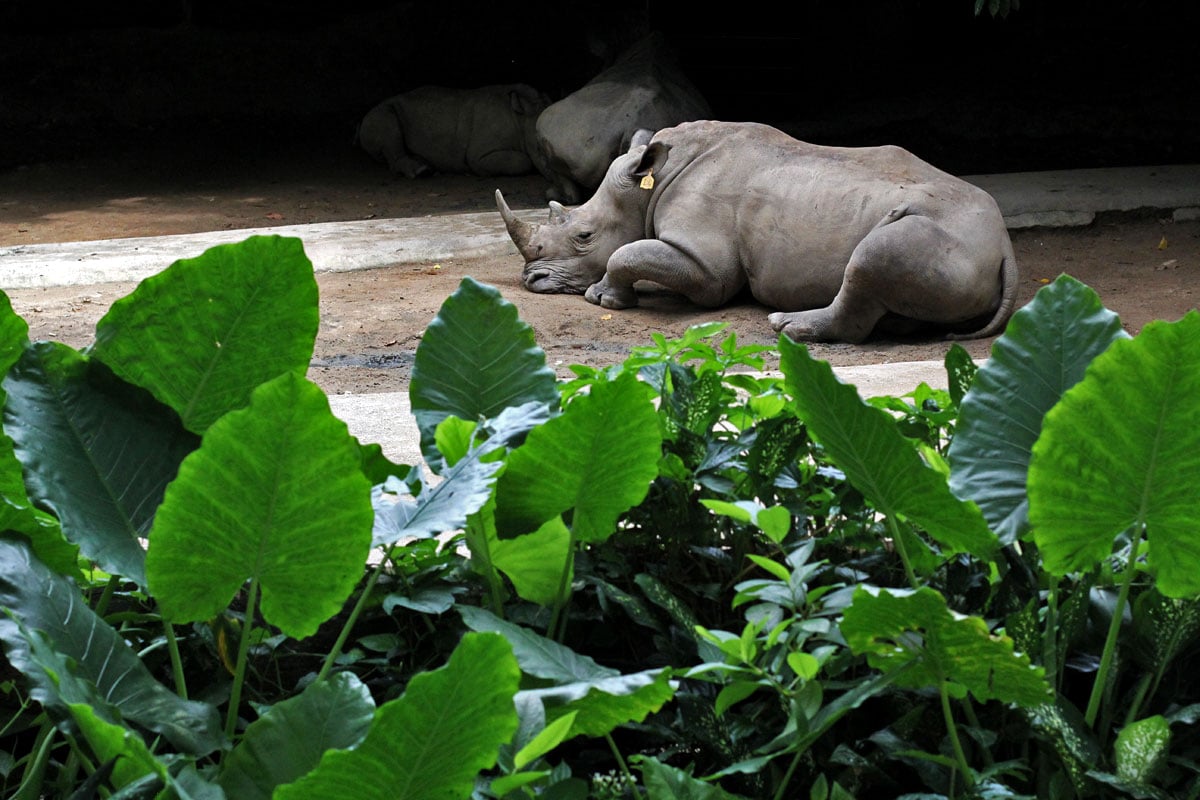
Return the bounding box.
[357,84,550,178]
[533,32,711,204]
[497,120,1019,344]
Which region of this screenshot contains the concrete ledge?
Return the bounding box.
[965,164,1200,229]
[0,208,543,290]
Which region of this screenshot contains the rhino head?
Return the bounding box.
[496,132,666,295]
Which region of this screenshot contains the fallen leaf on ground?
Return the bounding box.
[265,212,285,220]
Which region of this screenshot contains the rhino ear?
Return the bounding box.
[632,142,671,180]
[510,85,547,116]
[629,129,655,149]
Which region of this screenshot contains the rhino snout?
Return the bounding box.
[523,270,565,294]
[522,264,586,295]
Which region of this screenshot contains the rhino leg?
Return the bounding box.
[586,240,741,310]
[391,155,434,179]
[769,213,997,344]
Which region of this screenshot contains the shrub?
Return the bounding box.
[0,235,1195,799]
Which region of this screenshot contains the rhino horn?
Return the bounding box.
[495,190,538,261]
[548,201,568,225]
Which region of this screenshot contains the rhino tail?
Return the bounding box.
[946,245,1020,341]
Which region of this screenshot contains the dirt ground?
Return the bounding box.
[2,141,1198,396]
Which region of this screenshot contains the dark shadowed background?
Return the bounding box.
[2,0,1198,176]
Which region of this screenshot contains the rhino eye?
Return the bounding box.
[578,231,593,241]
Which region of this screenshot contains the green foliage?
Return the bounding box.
[219,672,375,800]
[147,371,374,638]
[1029,312,1200,596]
[493,371,661,543]
[4,342,197,589]
[275,632,520,800]
[948,274,1128,544]
[409,277,559,467]
[91,234,320,434]
[0,240,1197,799]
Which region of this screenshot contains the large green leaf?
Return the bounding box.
[0,538,224,755]
[3,342,198,588]
[275,632,519,800]
[0,438,76,580]
[1133,591,1200,678]
[459,606,619,683]
[146,372,373,638]
[948,275,1127,543]
[91,235,319,434]
[1114,714,1170,787]
[0,290,29,377]
[640,757,750,800]
[68,702,169,792]
[459,496,574,606]
[779,338,997,560]
[519,670,676,739]
[491,515,574,606]
[371,455,501,547]
[1029,312,1200,596]
[409,277,558,467]
[493,371,661,543]
[841,585,1051,708]
[371,402,547,547]
[219,672,375,800]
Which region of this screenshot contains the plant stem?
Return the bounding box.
[12,723,56,800]
[959,698,992,768]
[1123,671,1154,729]
[92,574,120,618]
[1085,531,1143,729]
[604,733,640,797]
[162,619,189,699]
[1043,581,1060,692]
[885,515,920,590]
[466,517,507,617]
[547,530,576,643]
[225,578,261,740]
[774,750,806,800]
[316,565,383,684]
[940,681,974,794]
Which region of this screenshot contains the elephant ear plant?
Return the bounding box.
[0,233,1198,800]
[0,237,677,799]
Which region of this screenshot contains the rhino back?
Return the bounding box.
[396,85,534,174]
[536,42,710,191]
[647,121,1003,310]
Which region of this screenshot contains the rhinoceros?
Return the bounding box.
[357,84,550,178]
[496,120,1019,344]
[532,32,711,204]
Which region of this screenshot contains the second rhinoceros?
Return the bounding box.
[496,120,1019,344]
[532,32,711,204]
[358,84,550,178]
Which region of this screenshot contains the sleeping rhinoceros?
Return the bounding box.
[357,84,550,178]
[496,120,1019,344]
[532,32,711,204]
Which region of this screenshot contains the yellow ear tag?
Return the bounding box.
[639,170,655,190]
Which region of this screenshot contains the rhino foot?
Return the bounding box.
[768,310,870,344]
[585,279,639,309]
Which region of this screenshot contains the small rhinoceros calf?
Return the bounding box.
[533,32,711,204]
[497,120,1019,344]
[357,84,550,178]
